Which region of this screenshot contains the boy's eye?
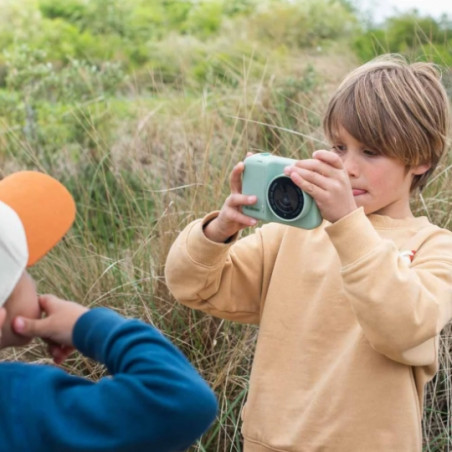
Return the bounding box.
[331,145,345,153]
[363,149,379,156]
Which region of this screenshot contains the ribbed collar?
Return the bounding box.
[367,213,430,229]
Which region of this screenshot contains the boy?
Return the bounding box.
[0,171,218,451]
[165,54,452,451]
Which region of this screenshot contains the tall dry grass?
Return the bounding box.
[1,48,451,451]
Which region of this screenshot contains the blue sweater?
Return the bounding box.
[0,308,218,451]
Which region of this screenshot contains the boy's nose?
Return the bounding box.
[342,154,360,177]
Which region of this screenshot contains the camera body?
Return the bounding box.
[242,153,322,229]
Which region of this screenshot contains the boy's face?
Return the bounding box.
[331,127,429,218]
[1,271,40,348]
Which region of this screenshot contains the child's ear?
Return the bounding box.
[0,307,6,346]
[411,163,431,176]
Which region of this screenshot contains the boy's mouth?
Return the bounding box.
[352,188,367,196]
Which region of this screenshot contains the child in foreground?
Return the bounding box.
[165,54,452,451]
[0,171,217,451]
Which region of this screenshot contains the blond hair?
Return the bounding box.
[323,54,450,191]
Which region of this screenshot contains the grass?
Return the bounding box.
[1,39,451,452]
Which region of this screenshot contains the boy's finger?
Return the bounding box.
[290,171,323,198]
[48,343,74,365]
[13,315,47,338]
[235,212,257,227]
[38,294,59,312]
[226,194,257,208]
[290,160,331,179]
[312,150,343,168]
[230,162,245,193]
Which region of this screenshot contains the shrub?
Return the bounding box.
[248,0,359,49]
[39,0,87,23]
[4,45,125,102]
[353,12,452,65]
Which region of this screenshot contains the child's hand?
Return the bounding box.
[284,150,357,223]
[204,159,258,243]
[13,294,89,364]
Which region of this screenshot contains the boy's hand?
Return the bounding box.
[284,150,357,223]
[13,294,89,364]
[204,159,258,243]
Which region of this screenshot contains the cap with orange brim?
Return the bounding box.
[0,171,76,306]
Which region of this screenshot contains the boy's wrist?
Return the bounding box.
[179,214,236,267]
[203,218,233,243]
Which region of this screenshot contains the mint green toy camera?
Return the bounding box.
[242,153,322,229]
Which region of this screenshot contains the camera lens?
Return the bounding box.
[268,176,304,220]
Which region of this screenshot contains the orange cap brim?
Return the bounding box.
[0,171,76,266]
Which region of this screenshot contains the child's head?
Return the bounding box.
[323,53,450,191]
[0,172,75,347]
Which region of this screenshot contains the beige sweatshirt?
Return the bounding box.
[165,208,452,452]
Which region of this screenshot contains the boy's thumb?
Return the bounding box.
[13,316,43,338]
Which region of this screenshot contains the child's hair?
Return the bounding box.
[323,53,450,191]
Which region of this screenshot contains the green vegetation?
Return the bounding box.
[353,11,452,65]
[0,1,451,450]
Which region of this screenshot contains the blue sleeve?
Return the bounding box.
[0,308,218,452]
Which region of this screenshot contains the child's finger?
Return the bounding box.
[38,294,60,314]
[290,160,331,180]
[289,171,322,197]
[225,193,257,209]
[48,342,75,365]
[226,209,257,227]
[230,162,245,194]
[287,165,329,192]
[13,315,49,339]
[312,150,343,168]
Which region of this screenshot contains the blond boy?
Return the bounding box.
[165,54,452,451]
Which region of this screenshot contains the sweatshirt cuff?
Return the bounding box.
[73,307,125,359]
[325,208,381,267]
[185,212,239,266]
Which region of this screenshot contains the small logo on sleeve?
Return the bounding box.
[399,250,416,265]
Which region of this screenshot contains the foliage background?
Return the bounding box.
[0,0,451,450]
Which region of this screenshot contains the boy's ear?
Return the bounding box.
[411,163,431,176]
[0,307,6,326]
[0,307,6,345]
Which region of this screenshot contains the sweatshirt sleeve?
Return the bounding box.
[1,308,218,452]
[165,212,281,324]
[326,208,452,366]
